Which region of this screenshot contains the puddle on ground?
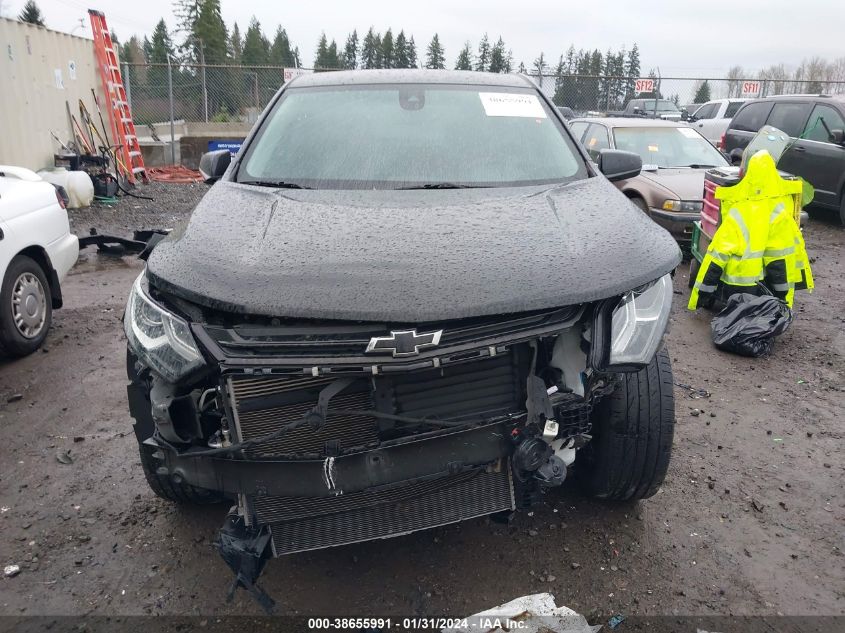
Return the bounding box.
[69,250,135,275]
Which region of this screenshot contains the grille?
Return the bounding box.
[268,468,514,556]
[203,306,581,362]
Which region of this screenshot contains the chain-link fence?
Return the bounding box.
[122,62,845,130]
[123,62,292,127]
[525,74,845,115]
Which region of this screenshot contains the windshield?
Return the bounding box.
[238,84,587,189]
[640,100,680,112]
[612,126,728,169]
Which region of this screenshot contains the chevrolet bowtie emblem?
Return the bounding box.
[365,329,443,357]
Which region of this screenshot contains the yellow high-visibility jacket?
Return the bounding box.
[689,151,812,309]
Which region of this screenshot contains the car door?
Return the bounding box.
[784,103,845,208]
[723,101,774,154]
[692,102,720,144]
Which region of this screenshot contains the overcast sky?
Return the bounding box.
[3,0,842,76]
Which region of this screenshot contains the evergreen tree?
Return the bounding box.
[394,30,409,68]
[147,20,173,86]
[454,42,473,71]
[372,32,383,68]
[343,30,359,69]
[553,55,566,105]
[488,37,507,73]
[624,43,641,101]
[193,0,228,63]
[381,28,394,69]
[313,32,330,71]
[242,17,269,65]
[229,23,243,63]
[142,36,153,62]
[532,52,548,75]
[425,34,446,69]
[173,0,202,61]
[149,19,174,63]
[18,0,45,26]
[361,27,379,69]
[693,79,711,103]
[407,36,418,68]
[270,26,295,66]
[476,33,490,72]
[327,39,341,69]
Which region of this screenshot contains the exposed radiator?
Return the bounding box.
[268,467,514,556]
[228,351,523,459]
[229,376,377,458]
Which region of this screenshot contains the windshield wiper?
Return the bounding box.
[240,180,313,189]
[394,182,486,190]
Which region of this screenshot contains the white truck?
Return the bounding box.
[687,98,749,147]
[0,166,79,357]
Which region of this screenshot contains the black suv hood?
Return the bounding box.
[146,177,681,322]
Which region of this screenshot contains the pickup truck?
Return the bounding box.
[687,98,749,147]
[608,99,683,121]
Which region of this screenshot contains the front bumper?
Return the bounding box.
[649,208,698,244]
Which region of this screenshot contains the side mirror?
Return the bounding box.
[831,129,845,145]
[632,107,642,115]
[198,150,231,184]
[681,110,689,121]
[597,149,642,182]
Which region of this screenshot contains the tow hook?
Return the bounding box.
[215,508,275,613]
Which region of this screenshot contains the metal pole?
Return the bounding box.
[167,55,176,165]
[200,46,208,123]
[123,62,132,111]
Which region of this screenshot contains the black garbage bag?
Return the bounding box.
[711,293,793,357]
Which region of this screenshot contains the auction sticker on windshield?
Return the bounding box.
[479,92,547,118]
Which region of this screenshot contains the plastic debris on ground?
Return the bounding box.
[147,165,204,184]
[608,614,626,629]
[4,565,20,578]
[710,293,793,357]
[442,593,601,633]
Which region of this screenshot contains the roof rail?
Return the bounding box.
[765,93,832,99]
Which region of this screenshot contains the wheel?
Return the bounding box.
[0,255,52,358]
[688,257,701,288]
[630,196,649,213]
[579,347,675,501]
[138,442,223,504]
[839,195,845,227]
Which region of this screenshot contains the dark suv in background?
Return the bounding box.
[723,94,845,224]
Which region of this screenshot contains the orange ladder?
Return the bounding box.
[88,9,148,184]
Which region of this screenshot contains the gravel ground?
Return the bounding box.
[1,182,843,621]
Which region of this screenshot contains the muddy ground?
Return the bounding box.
[0,182,842,621]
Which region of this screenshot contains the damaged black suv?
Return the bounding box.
[125,70,680,603]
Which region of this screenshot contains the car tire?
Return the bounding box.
[688,257,700,288]
[839,195,845,227]
[0,255,52,358]
[138,442,224,505]
[579,347,675,501]
[630,196,649,214]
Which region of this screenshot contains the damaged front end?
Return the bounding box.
[125,271,672,609]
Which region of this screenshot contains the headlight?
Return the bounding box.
[124,272,205,381]
[609,274,673,368]
[662,199,703,212]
